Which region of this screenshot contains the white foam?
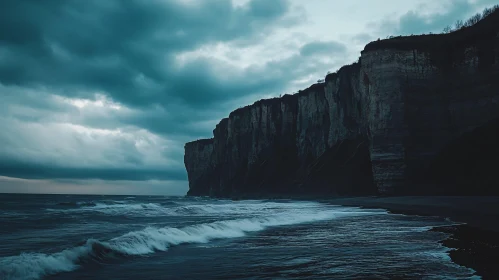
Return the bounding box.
[47,202,175,217]
[106,207,361,255]
[1,205,386,279]
[47,200,331,217]
[0,242,92,280]
[173,201,328,216]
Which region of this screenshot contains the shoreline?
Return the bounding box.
[204,194,499,278]
[321,196,499,279]
[228,194,499,278]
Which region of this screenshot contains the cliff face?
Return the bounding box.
[185,11,499,197]
[184,139,214,196]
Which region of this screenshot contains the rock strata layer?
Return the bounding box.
[184,11,499,197]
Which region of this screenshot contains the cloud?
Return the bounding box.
[363,0,499,39]
[0,0,297,109]
[299,41,347,57]
[350,33,375,45]
[248,0,289,18]
[0,114,186,180]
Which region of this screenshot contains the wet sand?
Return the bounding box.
[324,196,499,279]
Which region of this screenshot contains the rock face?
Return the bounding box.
[184,11,499,197]
[184,139,214,196]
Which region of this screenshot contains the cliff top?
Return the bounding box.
[325,62,360,83]
[296,82,325,97]
[185,138,213,147]
[363,7,499,53]
[227,93,295,119]
[227,82,327,119]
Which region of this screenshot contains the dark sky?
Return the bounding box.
[0,0,494,195]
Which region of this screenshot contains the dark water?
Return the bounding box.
[0,194,478,280]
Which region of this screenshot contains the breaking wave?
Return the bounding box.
[46,200,337,218]
[56,201,96,207]
[0,206,386,280]
[172,201,319,216]
[47,202,176,217]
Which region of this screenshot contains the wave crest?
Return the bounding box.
[47,202,175,217]
[1,206,385,279]
[47,200,325,217]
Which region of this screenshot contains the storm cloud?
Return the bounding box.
[0,0,296,106]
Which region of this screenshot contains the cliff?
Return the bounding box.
[184,9,499,197]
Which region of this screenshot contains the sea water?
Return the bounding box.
[0,194,478,279]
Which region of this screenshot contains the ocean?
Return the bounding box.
[0,194,478,280]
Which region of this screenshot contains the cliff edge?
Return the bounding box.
[184,9,499,197]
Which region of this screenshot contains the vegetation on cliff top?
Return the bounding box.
[363,5,499,53]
